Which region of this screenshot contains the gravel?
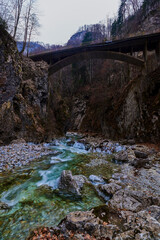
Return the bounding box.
[0,143,53,172]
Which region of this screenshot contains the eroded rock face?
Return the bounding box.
[0,28,21,107]
[59,211,119,239]
[109,189,143,212]
[0,28,51,143]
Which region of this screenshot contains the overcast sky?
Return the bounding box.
[37,0,120,45]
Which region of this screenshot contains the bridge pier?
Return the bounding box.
[155,41,160,65]
[143,40,148,63]
[130,47,133,56]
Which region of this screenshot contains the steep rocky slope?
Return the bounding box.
[47,5,160,144]
[0,27,59,144]
[49,52,160,143]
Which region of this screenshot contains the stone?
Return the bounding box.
[146,205,160,221]
[135,230,152,240]
[114,230,135,240]
[86,158,108,167]
[59,211,119,239]
[127,139,135,145]
[130,210,160,239]
[89,175,105,185]
[58,170,86,196]
[108,189,143,212]
[134,150,148,159]
[66,140,75,146]
[11,138,26,144]
[131,158,151,168]
[37,185,54,196]
[73,175,88,189]
[113,189,158,212]
[0,202,10,210]
[60,211,101,231]
[99,183,122,195]
[114,151,128,162]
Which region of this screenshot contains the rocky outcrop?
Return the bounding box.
[0,27,57,144]
[58,170,87,196]
[99,182,122,196]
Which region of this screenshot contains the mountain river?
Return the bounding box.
[0,134,122,239]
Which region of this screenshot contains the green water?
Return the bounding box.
[0,138,119,240]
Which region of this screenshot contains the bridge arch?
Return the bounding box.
[49,51,144,75]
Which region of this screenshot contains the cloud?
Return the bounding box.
[37,0,120,44]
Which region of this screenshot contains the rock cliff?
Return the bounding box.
[0,27,57,144]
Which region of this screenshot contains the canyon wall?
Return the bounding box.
[0,27,56,144]
[49,52,160,143]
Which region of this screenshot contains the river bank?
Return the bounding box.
[0,133,160,239]
[0,140,55,172]
[26,133,160,240]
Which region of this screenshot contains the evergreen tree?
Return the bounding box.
[82,32,92,44]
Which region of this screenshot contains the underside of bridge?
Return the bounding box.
[49,51,144,75]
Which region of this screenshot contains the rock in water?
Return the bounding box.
[0,202,10,210]
[131,158,151,168]
[58,170,86,196]
[134,150,148,159]
[89,175,105,185]
[114,151,128,162]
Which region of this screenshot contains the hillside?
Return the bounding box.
[16,41,46,55]
[112,0,160,38]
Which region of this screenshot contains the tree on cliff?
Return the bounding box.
[20,0,39,54]
[111,0,143,37]
[12,0,25,39]
[0,0,39,53]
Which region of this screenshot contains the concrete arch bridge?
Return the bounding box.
[29,32,160,75]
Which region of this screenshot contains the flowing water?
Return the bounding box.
[0,136,120,240]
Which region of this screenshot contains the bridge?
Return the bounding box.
[30,32,160,75]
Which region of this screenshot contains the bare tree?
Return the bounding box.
[27,13,40,55]
[12,0,25,38]
[20,0,37,53]
[0,0,13,30]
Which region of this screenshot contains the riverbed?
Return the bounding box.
[0,134,122,240]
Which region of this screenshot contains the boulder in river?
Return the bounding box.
[0,202,10,210]
[114,151,128,162]
[89,175,105,185]
[134,150,148,159]
[11,138,26,144]
[131,158,151,168]
[58,170,87,196]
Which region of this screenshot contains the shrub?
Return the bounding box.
[0,16,8,30]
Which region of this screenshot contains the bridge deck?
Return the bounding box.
[29,32,160,65]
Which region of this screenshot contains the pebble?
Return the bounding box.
[0,143,53,172]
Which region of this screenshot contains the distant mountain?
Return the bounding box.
[17,41,64,55]
[67,31,86,46]
[16,41,46,55]
[67,25,105,47]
